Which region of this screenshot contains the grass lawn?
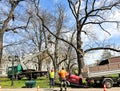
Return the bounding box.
[0,77,54,88]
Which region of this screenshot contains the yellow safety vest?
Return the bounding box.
[50,72,54,78]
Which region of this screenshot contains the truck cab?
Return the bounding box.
[7,65,23,80]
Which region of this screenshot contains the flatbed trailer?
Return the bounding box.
[7,65,48,80]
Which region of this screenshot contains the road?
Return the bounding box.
[1,87,120,91]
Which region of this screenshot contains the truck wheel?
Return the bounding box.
[10,76,12,80]
[33,76,37,79]
[86,78,94,87]
[27,76,32,80]
[104,80,113,88]
[79,79,82,85]
[18,76,22,80]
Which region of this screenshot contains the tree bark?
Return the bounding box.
[76,22,84,75]
[0,32,3,66]
[38,56,42,71]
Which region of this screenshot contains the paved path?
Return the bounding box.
[1,87,120,91]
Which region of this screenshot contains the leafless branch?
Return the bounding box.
[6,26,26,31]
[68,0,77,19]
[3,39,27,48]
[5,15,32,32]
[57,54,67,66]
[84,47,120,54]
[33,1,77,52]
[99,24,111,35]
[80,1,120,27]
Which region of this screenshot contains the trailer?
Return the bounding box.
[82,56,120,88]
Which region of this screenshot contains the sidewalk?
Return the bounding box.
[1,88,40,91]
[1,87,120,91]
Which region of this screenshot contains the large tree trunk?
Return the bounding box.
[76,23,84,75]
[54,41,59,77]
[0,32,3,66]
[38,56,42,71]
[77,51,84,75]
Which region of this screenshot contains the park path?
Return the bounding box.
[1,87,120,91]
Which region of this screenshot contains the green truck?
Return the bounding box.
[7,49,50,80]
[7,65,48,80]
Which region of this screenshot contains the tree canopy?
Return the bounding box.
[0,0,120,75]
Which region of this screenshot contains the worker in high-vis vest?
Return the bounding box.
[49,69,55,88]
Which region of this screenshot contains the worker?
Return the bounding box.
[49,69,55,88]
[58,67,67,91]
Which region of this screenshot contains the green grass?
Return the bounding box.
[0,76,88,88]
[0,77,53,88]
[105,74,119,77]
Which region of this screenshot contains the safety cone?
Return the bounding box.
[104,84,107,91]
[37,85,40,91]
[0,86,2,91]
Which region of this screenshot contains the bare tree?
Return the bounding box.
[54,27,77,72]
[68,0,120,75]
[24,0,120,76]
[43,4,69,73]
[25,9,54,70]
[0,0,27,66]
[34,1,72,73]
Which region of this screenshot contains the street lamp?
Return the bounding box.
[8,55,19,86]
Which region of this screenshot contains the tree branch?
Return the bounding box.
[5,15,32,32]
[84,47,120,54]
[68,0,77,19]
[57,54,67,66]
[34,1,77,52]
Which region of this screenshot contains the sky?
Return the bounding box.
[2,0,120,65]
[40,0,65,10]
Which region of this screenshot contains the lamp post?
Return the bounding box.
[8,55,19,86]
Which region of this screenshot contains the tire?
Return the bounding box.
[86,78,94,87]
[32,73,37,79]
[32,75,37,79]
[104,80,113,88]
[10,76,12,80]
[79,79,82,85]
[10,75,15,80]
[17,76,22,80]
[27,75,32,80]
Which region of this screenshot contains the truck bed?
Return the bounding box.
[22,70,48,77]
[82,56,120,78]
